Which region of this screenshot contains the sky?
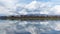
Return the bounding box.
[0,0,60,16]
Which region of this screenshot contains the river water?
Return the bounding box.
[0,20,60,34]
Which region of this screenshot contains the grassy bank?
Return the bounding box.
[0,15,60,20]
[6,17,60,20]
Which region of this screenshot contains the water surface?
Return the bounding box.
[0,20,60,34]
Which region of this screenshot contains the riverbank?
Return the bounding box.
[0,15,60,20]
[6,17,60,20]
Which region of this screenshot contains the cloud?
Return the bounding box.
[48,5,60,15]
[0,0,17,16]
[0,0,60,16]
[22,1,53,15]
[52,5,60,15]
[49,21,60,31]
[0,0,28,16]
[22,1,60,15]
[25,1,40,10]
[19,9,28,15]
[0,6,13,16]
[0,0,16,8]
[54,23,60,31]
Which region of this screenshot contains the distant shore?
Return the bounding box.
[4,15,60,20]
[0,15,60,20]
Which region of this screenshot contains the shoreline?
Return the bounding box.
[0,15,60,20]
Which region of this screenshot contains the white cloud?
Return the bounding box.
[0,0,16,8]
[0,0,60,16]
[52,21,60,31]
[40,11,49,14]
[25,1,40,10]
[40,21,49,25]
[24,1,60,15]
[19,9,28,15]
[24,1,53,15]
[54,23,60,31]
[0,0,28,16]
[0,0,17,16]
[0,6,14,16]
[48,5,60,15]
[52,5,60,15]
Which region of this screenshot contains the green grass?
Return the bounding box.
[6,17,60,20]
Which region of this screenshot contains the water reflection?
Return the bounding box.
[0,20,60,34]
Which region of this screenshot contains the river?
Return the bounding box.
[0,20,60,34]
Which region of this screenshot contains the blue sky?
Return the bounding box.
[0,0,60,16]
